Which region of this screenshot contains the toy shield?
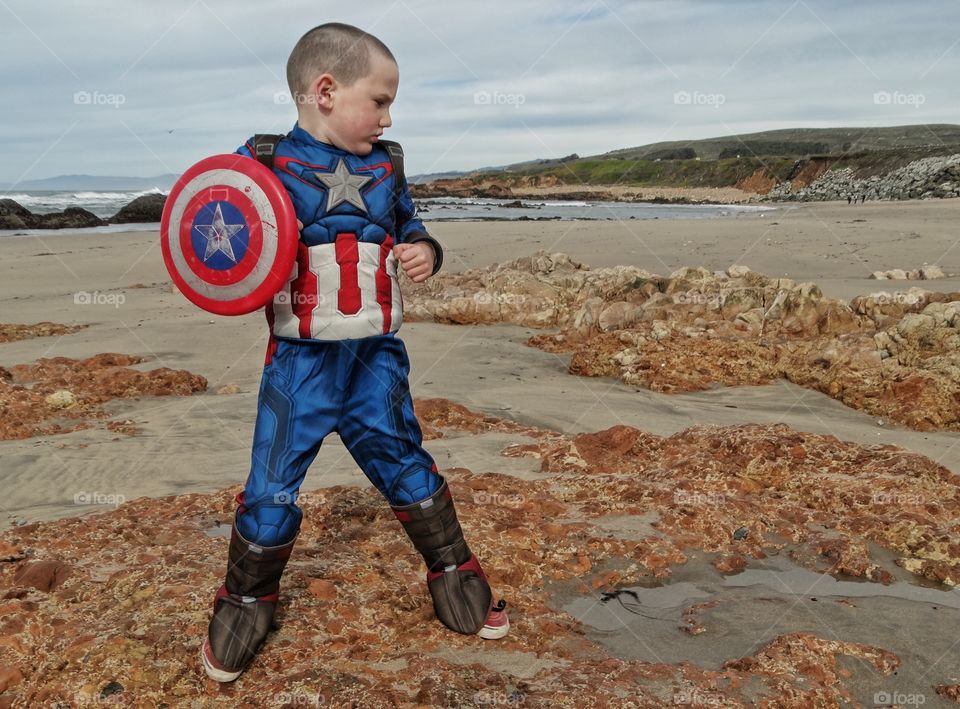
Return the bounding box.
[160,154,298,315]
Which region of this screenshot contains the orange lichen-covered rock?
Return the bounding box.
[0,353,207,440]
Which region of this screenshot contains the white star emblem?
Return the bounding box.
[195,203,244,263]
[314,159,372,213]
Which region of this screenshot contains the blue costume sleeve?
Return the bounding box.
[235,138,255,159]
[395,177,444,275]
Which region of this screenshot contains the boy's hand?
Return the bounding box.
[394,242,435,283]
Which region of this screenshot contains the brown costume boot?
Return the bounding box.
[201,503,298,682]
[391,477,509,639]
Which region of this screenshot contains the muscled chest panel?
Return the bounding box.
[272,146,398,246]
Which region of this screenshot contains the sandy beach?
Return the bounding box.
[1,199,959,706]
[1,199,958,526]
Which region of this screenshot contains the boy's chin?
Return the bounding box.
[351,142,375,156]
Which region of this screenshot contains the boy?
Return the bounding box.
[201,23,508,683]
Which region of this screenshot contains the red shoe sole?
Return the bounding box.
[201,638,243,683]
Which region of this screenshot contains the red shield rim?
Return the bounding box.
[160,154,298,315]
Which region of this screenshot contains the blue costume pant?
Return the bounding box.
[238,334,442,546]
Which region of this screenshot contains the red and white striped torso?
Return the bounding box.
[267,232,403,341]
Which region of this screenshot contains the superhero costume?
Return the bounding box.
[202,124,508,683]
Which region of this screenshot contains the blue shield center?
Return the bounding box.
[191,201,250,270]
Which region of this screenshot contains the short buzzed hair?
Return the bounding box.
[286,23,395,100]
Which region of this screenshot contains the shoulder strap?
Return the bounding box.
[378,139,405,210]
[252,134,284,170]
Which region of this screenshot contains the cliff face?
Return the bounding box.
[413,153,960,202]
[734,168,778,194]
[2,398,959,706]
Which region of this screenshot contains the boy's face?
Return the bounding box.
[319,52,399,156]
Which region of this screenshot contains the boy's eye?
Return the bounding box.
[375,100,385,107]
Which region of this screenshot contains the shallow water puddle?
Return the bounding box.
[557,551,960,703]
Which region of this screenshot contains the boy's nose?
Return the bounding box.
[381,111,392,128]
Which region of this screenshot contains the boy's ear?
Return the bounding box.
[312,73,336,110]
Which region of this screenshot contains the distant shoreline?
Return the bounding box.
[412,183,759,205]
[3,178,957,233]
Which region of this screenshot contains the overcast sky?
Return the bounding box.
[1,0,957,184]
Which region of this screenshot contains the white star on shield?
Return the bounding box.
[195,203,244,263]
[314,159,372,213]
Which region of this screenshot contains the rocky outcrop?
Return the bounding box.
[0,353,207,439]
[404,253,960,430]
[0,193,167,230]
[405,252,945,338]
[1,400,957,705]
[871,265,947,280]
[0,200,106,230]
[0,200,34,230]
[767,154,960,201]
[536,302,960,431]
[108,194,166,224]
[411,179,513,199]
[404,251,662,329]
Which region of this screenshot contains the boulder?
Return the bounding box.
[13,560,72,592]
[109,193,167,224]
[37,207,106,229]
[598,301,643,332]
[0,199,34,229]
[920,265,946,280]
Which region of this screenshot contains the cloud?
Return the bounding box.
[0,0,957,184]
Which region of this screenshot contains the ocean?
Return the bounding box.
[419,196,773,222]
[2,188,167,219]
[0,190,774,236]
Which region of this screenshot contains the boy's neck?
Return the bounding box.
[296,117,339,148]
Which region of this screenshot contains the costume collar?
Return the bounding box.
[289,123,348,153]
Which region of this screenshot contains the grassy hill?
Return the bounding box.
[459,125,960,190]
[599,125,960,161]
